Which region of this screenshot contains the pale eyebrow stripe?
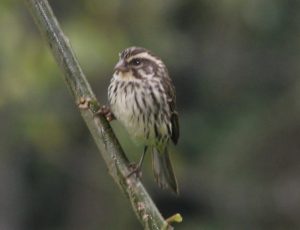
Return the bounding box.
[127,52,161,64]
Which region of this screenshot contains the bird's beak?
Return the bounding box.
[114,60,128,73]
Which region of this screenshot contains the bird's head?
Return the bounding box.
[113,47,166,81]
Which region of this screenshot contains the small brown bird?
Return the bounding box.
[106,47,179,194]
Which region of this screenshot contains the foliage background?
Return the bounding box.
[1,0,300,229]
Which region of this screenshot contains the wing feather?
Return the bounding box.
[162,76,179,145]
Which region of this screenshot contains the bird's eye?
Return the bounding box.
[131,59,142,66]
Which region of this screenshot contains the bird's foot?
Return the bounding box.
[127,162,143,179]
[78,97,114,121]
[95,105,115,122]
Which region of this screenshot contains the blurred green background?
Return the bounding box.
[1,0,300,229]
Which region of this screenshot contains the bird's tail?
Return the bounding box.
[152,147,179,194]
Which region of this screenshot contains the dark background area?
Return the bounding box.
[1,0,300,229]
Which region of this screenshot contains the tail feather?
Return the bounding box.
[152,147,179,194]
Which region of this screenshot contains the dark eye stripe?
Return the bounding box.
[130,58,142,66]
[129,58,154,66]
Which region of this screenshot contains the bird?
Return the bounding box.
[104,46,179,194]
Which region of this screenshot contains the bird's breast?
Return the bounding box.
[108,78,171,146]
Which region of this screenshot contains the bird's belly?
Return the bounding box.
[111,95,167,145]
[111,91,149,143]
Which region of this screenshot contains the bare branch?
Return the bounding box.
[24,0,172,229]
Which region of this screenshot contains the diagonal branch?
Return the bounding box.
[24,0,172,229]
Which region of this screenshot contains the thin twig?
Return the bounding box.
[24,0,172,229]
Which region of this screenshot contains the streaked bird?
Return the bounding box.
[105,47,179,194]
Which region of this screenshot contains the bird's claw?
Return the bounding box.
[127,163,143,179]
[78,98,114,121]
[95,105,115,122]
